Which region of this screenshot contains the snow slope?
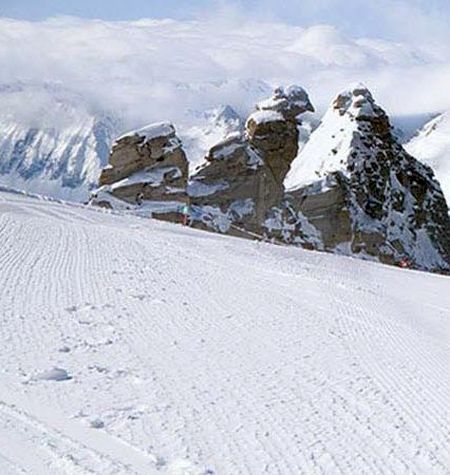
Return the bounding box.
[405,112,450,204]
[284,99,356,190]
[0,189,449,474]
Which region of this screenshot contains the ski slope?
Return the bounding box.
[0,189,449,475]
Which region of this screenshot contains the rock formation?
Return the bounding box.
[91,122,189,221]
[268,85,450,271]
[188,86,314,236]
[91,84,450,273]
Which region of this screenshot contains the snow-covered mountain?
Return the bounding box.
[0,84,121,201]
[0,80,271,201]
[180,105,244,172]
[405,112,450,204]
[279,85,450,271]
[1,188,449,474]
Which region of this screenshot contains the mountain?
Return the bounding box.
[1,188,450,474]
[90,85,316,236]
[278,85,450,271]
[180,105,244,172]
[405,112,450,205]
[0,83,121,202]
[0,80,271,201]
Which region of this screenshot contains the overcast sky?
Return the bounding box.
[1,0,450,124]
[1,0,450,42]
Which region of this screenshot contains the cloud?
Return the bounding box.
[214,0,450,45]
[0,15,449,132]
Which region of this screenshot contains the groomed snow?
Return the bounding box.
[0,189,449,474]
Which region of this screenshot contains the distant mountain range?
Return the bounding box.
[0,80,449,209]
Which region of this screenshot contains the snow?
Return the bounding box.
[91,188,185,216]
[181,106,244,172]
[405,111,450,204]
[285,103,355,190]
[210,141,244,160]
[187,179,229,198]
[110,166,181,190]
[34,368,72,382]
[116,122,175,145]
[246,145,264,169]
[1,189,450,474]
[246,110,284,125]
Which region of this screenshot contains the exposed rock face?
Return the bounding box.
[188,86,314,235]
[91,122,189,220]
[269,86,450,272]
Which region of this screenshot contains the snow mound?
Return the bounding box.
[35,368,72,382]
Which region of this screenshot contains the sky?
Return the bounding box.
[1,0,450,42]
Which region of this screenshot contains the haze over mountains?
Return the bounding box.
[1,17,450,203]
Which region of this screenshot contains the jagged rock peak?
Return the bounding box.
[186,85,311,236]
[333,83,387,122]
[285,84,394,190]
[279,84,450,272]
[256,85,314,120]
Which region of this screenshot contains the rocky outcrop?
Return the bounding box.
[90,122,189,220]
[91,84,450,273]
[268,86,450,272]
[188,86,314,235]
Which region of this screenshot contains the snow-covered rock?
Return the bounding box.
[274,85,450,272]
[87,83,449,272]
[90,122,189,220]
[256,85,315,120]
[188,86,310,235]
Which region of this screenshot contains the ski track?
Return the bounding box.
[0,190,449,474]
